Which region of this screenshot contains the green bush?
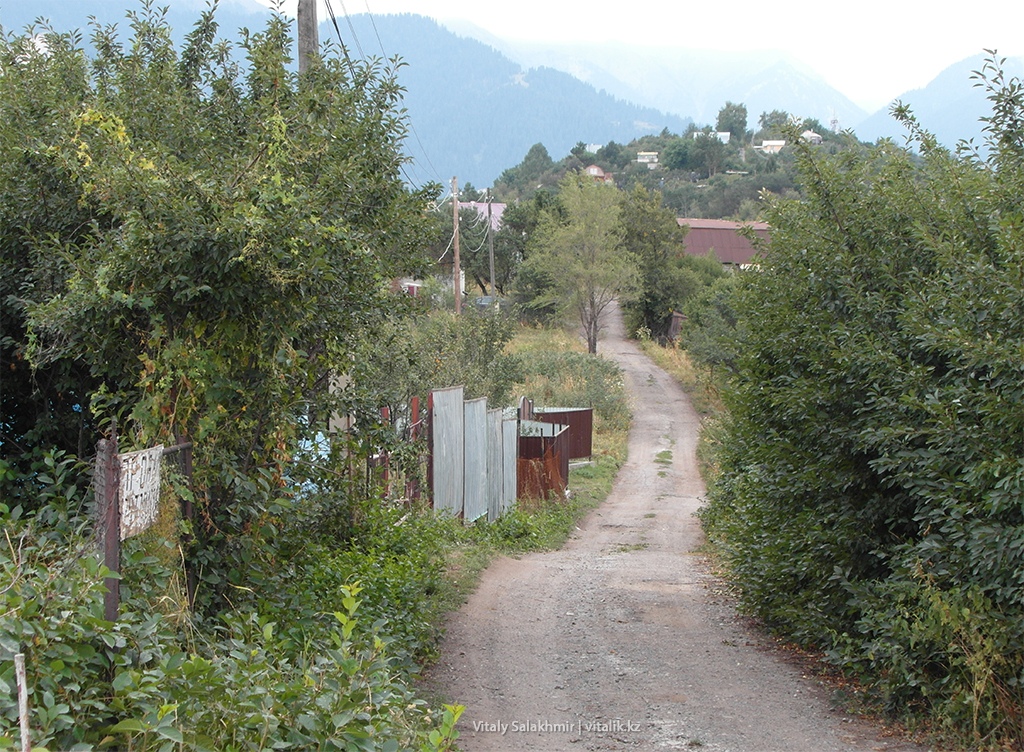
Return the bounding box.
[0,501,459,751]
[518,349,630,431]
[700,58,1024,745]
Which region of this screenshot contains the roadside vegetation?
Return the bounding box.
[1,307,628,751]
[0,4,629,749]
[677,58,1024,750]
[13,2,1024,750]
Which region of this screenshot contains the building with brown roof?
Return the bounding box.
[677,218,770,268]
[584,165,615,184]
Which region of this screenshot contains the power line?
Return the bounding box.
[333,0,366,59]
[321,0,356,78]
[355,0,445,188]
[363,0,388,59]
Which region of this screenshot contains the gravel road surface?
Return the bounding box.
[424,305,934,752]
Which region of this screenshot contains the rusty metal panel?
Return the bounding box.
[431,386,464,516]
[502,417,518,515]
[536,407,593,460]
[518,420,569,499]
[463,398,488,522]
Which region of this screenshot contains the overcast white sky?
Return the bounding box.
[260,0,1024,111]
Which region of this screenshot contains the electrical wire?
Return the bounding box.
[363,0,388,59]
[354,0,446,188]
[321,0,357,79]
[436,232,455,262]
[334,0,366,59]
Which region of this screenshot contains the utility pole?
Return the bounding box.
[297,0,318,75]
[486,188,496,299]
[452,177,462,314]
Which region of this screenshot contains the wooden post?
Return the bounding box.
[452,177,462,314]
[297,0,318,74]
[96,428,121,622]
[380,406,391,498]
[426,391,435,507]
[172,437,197,609]
[487,188,496,299]
[408,396,420,502]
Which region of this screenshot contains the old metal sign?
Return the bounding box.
[118,445,163,538]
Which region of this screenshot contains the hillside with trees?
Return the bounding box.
[340,13,693,188]
[492,101,856,220]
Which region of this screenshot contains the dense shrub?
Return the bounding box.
[700,58,1024,744]
[0,500,460,751]
[518,349,630,432]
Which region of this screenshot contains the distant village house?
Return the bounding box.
[636,151,659,169]
[677,218,770,269]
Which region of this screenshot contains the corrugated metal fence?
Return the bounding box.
[430,387,518,521]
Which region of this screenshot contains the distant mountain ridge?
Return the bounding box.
[853,54,1024,149]
[339,13,694,188]
[463,32,869,132]
[4,2,1016,185]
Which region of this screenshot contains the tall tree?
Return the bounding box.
[5,5,432,588]
[716,101,748,142]
[757,109,791,137]
[619,183,694,339]
[495,142,556,197]
[522,173,638,353]
[690,128,726,177]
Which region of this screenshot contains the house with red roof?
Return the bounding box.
[584,165,615,184]
[677,218,770,268]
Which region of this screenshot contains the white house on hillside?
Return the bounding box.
[759,140,786,154]
[636,151,659,169]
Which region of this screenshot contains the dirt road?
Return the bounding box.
[425,306,932,751]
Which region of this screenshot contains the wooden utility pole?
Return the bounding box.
[297,0,318,74]
[486,188,496,299]
[452,177,462,314]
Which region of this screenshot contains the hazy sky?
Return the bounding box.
[262,0,1024,111]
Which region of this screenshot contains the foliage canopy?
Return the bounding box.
[700,56,1024,744]
[519,173,639,353]
[0,3,434,577]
